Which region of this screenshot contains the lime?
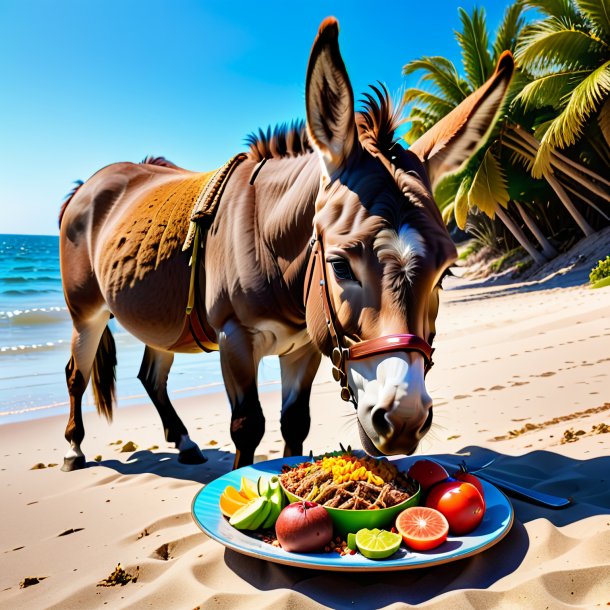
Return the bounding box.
[355,528,402,560]
[229,496,268,530]
[257,476,270,497]
[346,532,357,551]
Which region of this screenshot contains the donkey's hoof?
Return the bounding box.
[178,447,207,465]
[61,455,87,472]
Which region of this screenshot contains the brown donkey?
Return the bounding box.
[59,18,513,471]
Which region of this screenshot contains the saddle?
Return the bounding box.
[168,153,248,353]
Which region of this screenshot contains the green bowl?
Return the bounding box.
[280,480,421,537]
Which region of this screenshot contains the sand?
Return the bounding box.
[1,259,609,609]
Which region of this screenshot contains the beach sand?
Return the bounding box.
[1,260,609,609]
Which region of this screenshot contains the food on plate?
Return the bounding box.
[229,496,271,530]
[222,476,285,528]
[274,501,333,553]
[425,480,485,535]
[240,476,260,500]
[354,528,402,559]
[279,452,418,509]
[407,459,449,494]
[219,485,250,517]
[395,506,449,551]
[453,469,485,501]
[260,476,286,529]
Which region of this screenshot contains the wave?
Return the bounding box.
[1,288,63,296]
[0,339,67,354]
[0,306,69,326]
[2,276,61,284]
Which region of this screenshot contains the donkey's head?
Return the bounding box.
[303,18,513,456]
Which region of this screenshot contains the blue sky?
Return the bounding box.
[0,0,517,235]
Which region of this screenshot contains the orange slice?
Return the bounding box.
[219,485,249,517]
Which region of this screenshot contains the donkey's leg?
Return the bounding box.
[137,346,206,464]
[62,310,110,471]
[218,321,265,469]
[279,344,321,457]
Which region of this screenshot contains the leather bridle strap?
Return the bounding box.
[348,334,434,364]
[305,231,435,405]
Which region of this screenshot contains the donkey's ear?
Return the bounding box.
[306,17,358,176]
[409,51,514,189]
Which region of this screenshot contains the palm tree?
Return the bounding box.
[403,1,609,259]
[514,0,610,178]
[404,2,552,262]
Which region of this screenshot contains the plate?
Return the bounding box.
[191,456,514,572]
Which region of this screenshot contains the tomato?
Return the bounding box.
[407,459,449,494]
[395,506,449,551]
[453,470,485,501]
[425,481,485,535]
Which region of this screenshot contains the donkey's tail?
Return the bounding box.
[58,180,84,229]
[91,325,117,421]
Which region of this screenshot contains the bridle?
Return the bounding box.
[304,229,435,406]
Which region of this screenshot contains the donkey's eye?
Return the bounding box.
[329,259,356,282]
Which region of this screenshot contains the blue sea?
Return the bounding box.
[0,234,281,424]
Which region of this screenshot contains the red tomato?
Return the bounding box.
[407,459,449,493]
[395,506,449,551]
[425,481,485,535]
[453,471,485,501]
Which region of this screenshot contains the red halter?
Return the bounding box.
[304,232,434,404]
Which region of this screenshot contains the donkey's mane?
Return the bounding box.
[245,85,403,162]
[140,155,179,168]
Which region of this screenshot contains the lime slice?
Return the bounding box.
[229,496,268,530]
[346,533,357,551]
[355,528,402,560]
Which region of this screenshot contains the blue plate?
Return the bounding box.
[191,456,514,571]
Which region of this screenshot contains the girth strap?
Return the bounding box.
[169,153,248,353]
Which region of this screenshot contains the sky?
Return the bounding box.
[0,0,517,236]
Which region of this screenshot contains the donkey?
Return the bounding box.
[58,18,513,472]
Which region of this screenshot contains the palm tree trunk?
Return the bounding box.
[496,206,548,265]
[502,136,597,236]
[544,174,595,237]
[514,201,558,259]
[509,126,610,196]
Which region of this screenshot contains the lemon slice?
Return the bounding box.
[240,476,259,500]
[355,528,402,560]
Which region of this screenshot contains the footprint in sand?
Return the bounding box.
[149,533,203,561]
[489,385,505,391]
[453,395,471,400]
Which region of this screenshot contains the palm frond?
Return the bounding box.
[493,0,528,58]
[433,171,463,211]
[442,202,456,225]
[402,89,456,115]
[574,0,610,39]
[513,69,590,110]
[455,176,472,229]
[523,0,582,24]
[403,56,471,105]
[456,7,495,88]
[516,19,604,73]
[468,148,510,217]
[532,59,610,176]
[533,117,555,139]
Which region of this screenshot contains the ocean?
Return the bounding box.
[0,234,281,424]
